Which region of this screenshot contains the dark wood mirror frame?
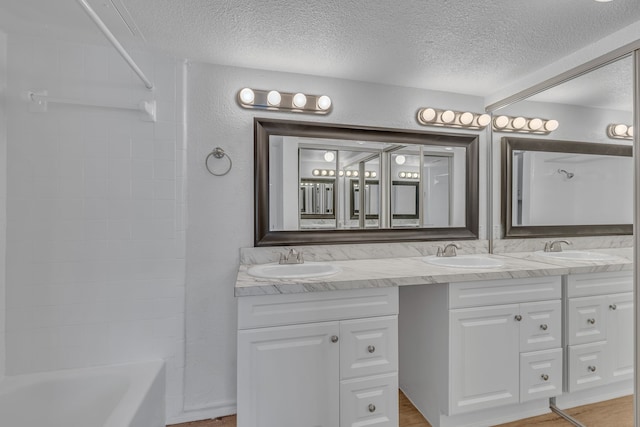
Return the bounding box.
[502,137,633,238]
[255,118,480,247]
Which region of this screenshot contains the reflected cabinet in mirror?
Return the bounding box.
[502,137,632,238]
[255,118,479,246]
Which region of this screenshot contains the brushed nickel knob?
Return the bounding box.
[541,374,549,381]
[587,318,596,325]
[610,304,617,310]
[540,324,548,331]
[331,335,339,343]
[367,345,376,353]
[515,315,522,321]
[588,365,597,372]
[368,404,376,413]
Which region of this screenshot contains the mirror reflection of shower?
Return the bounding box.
[557,168,574,179]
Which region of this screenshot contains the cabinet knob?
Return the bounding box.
[610,304,617,310]
[514,315,523,321]
[541,374,549,381]
[368,404,376,413]
[588,365,597,372]
[587,318,596,325]
[331,335,339,343]
[540,324,548,331]
[367,345,376,353]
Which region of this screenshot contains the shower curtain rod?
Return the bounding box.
[75,0,154,91]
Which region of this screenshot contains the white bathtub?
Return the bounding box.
[0,360,165,427]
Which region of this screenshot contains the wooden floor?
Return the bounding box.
[168,392,633,427]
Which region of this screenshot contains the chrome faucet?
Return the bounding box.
[544,240,571,253]
[279,249,304,264]
[437,243,460,257]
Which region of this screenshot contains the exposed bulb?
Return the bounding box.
[511,116,526,129]
[395,155,406,165]
[239,88,255,104]
[324,151,335,162]
[317,95,332,110]
[267,90,281,106]
[441,110,455,124]
[459,112,474,126]
[420,108,437,122]
[476,114,491,127]
[292,93,307,108]
[544,119,559,132]
[312,169,320,176]
[614,124,628,136]
[494,115,510,129]
[528,118,543,131]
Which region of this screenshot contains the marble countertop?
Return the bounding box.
[234,247,633,297]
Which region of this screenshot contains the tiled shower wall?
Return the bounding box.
[5,34,186,419]
[0,30,7,379]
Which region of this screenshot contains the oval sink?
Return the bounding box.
[247,262,341,279]
[423,255,504,269]
[534,250,618,262]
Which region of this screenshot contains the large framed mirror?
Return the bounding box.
[502,137,632,238]
[255,118,479,246]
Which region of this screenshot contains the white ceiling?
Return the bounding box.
[1,0,639,107]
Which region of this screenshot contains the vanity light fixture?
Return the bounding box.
[398,171,420,179]
[417,107,491,130]
[312,169,376,178]
[237,88,332,114]
[607,123,633,140]
[492,115,559,134]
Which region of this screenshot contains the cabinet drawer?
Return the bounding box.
[568,296,607,346]
[566,271,633,298]
[340,373,398,427]
[520,300,562,352]
[449,276,561,309]
[340,316,398,380]
[567,341,609,392]
[238,287,398,329]
[520,348,563,403]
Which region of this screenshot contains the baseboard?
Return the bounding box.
[166,400,237,425]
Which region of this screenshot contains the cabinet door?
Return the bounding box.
[568,295,606,346]
[567,341,609,392]
[448,304,520,415]
[520,300,561,352]
[608,292,634,382]
[237,322,340,427]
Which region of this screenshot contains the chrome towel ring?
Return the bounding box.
[205,147,232,176]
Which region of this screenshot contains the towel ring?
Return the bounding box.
[205,147,232,176]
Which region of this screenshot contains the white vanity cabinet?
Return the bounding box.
[400,276,563,427]
[237,287,399,427]
[564,271,633,393]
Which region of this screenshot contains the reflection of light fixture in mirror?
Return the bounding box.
[323,151,335,162]
[492,115,559,134]
[395,155,406,165]
[237,88,332,114]
[607,123,633,140]
[417,107,491,130]
[398,171,420,179]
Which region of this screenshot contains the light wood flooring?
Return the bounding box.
[167,392,632,427]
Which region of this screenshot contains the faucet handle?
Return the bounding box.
[436,247,444,257]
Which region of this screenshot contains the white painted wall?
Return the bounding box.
[184,61,488,418]
[0,30,7,379]
[4,34,186,420]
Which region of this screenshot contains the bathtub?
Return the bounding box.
[0,360,165,427]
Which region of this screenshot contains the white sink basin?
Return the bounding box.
[534,250,618,262]
[423,255,504,269]
[247,262,341,279]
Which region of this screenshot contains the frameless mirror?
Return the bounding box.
[255,118,479,246]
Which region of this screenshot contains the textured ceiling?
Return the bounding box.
[1,0,639,106]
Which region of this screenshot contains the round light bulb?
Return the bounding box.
[614,124,628,136]
[320,170,327,176]
[395,155,406,165]
[346,171,352,177]
[544,119,559,132]
[364,171,370,178]
[511,116,526,129]
[353,171,359,177]
[528,118,543,131]
[420,108,437,122]
[328,170,335,176]
[267,90,281,106]
[627,126,634,137]
[441,110,455,124]
[312,169,320,176]
[494,115,509,129]
[412,172,419,179]
[476,114,491,127]
[371,172,377,178]
[292,93,307,108]
[323,151,335,162]
[399,172,406,178]
[339,170,344,177]
[239,88,255,104]
[317,95,332,110]
[459,112,474,126]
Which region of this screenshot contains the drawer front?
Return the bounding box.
[568,296,606,346]
[340,373,398,427]
[519,348,563,403]
[449,276,561,309]
[567,341,609,393]
[566,271,633,298]
[520,300,562,352]
[238,287,398,329]
[340,316,398,380]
